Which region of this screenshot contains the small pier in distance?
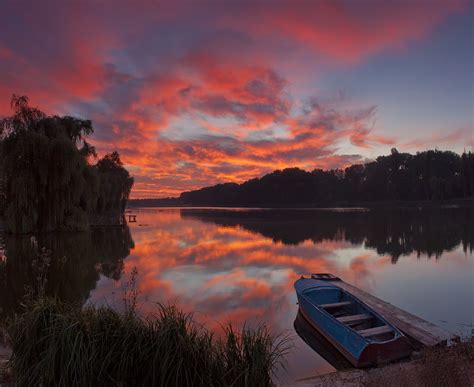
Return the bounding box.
[124,209,137,223]
[325,275,459,348]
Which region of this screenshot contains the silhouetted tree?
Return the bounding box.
[95,151,134,213]
[0,95,133,233]
[0,96,97,233]
[461,151,474,197]
[179,150,473,206]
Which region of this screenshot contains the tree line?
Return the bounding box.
[0,95,134,233]
[180,148,474,206]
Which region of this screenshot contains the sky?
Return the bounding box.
[0,0,473,198]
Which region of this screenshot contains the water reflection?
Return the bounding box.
[0,226,133,318]
[88,207,472,381]
[181,207,474,262]
[1,208,472,382]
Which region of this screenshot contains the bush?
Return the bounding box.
[6,298,289,386]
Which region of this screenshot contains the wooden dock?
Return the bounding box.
[327,277,459,348]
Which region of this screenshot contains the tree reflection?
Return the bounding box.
[0,226,133,318]
[181,207,473,263]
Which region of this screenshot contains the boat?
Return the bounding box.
[294,310,352,371]
[294,274,413,367]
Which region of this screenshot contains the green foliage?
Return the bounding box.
[6,298,290,386]
[0,95,133,233]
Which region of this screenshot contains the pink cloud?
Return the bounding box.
[218,0,466,62]
[401,128,471,150]
[0,0,468,196]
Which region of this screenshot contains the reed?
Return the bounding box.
[6,298,290,386]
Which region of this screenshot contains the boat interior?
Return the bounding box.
[305,287,397,342]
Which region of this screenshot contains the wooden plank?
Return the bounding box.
[319,301,352,309]
[358,325,393,337]
[329,279,459,347]
[337,313,372,325]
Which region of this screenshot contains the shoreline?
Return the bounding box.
[128,197,474,209]
[0,217,127,234]
[290,339,474,386]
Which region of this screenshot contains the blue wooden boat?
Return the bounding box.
[294,309,352,371]
[295,274,413,367]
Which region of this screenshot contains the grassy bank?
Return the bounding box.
[4,298,289,386]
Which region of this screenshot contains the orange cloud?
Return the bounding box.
[0,0,468,196]
[84,64,387,197]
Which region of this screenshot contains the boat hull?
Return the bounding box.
[299,307,412,367]
[294,310,352,370]
[295,278,413,367]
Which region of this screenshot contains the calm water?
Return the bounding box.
[1,207,473,383]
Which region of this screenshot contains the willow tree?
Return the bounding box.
[0,95,98,233]
[95,152,134,214]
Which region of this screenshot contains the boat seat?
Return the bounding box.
[358,325,393,338]
[319,301,352,309]
[337,314,372,325]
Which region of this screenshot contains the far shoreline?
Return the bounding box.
[127,197,474,210]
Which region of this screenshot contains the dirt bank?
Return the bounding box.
[293,340,474,387]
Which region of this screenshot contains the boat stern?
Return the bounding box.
[358,336,413,367]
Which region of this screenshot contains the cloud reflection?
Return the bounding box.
[86,207,473,381]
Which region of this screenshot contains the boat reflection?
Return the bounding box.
[294,309,352,371]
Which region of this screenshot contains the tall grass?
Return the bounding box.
[6,298,290,386]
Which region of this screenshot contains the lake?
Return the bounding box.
[1,207,473,383]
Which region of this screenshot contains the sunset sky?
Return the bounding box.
[1,1,472,198]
